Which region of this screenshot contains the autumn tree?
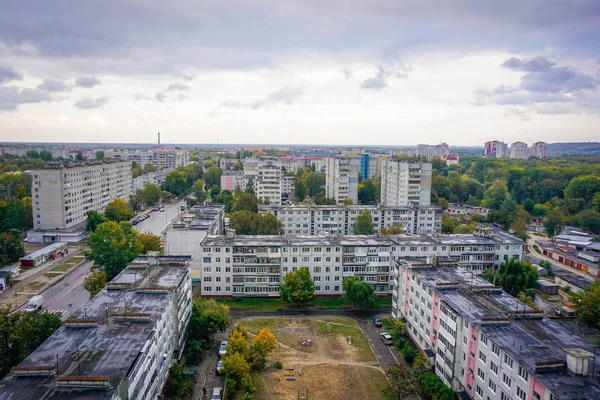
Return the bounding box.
[412,352,430,371]
[252,328,277,359]
[227,330,249,359]
[222,352,251,386]
[279,267,315,306]
[83,269,107,298]
[137,232,163,253]
[354,209,374,234]
[104,198,135,222]
[382,363,417,400]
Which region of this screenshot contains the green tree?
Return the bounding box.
[441,215,458,234]
[223,352,251,386]
[418,371,454,400]
[229,210,261,234]
[83,269,107,298]
[544,207,565,237]
[401,345,417,364]
[483,258,538,297]
[379,224,404,234]
[86,210,108,232]
[0,309,62,379]
[95,150,105,160]
[259,212,284,235]
[75,151,85,161]
[187,299,230,344]
[0,229,25,267]
[204,166,223,189]
[245,178,255,195]
[39,150,52,161]
[483,179,509,210]
[163,170,188,196]
[343,276,377,309]
[294,179,307,202]
[104,198,135,222]
[86,221,143,280]
[313,195,336,205]
[164,364,194,400]
[593,193,600,213]
[412,352,430,370]
[577,209,600,234]
[137,232,163,253]
[381,363,417,400]
[571,281,600,330]
[564,175,600,206]
[511,205,531,240]
[233,193,259,213]
[539,260,553,275]
[358,180,378,205]
[354,209,374,234]
[142,163,155,173]
[279,267,315,306]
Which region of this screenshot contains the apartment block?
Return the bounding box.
[381,160,432,207]
[258,204,442,235]
[484,141,509,158]
[0,255,193,400]
[220,171,246,191]
[532,142,548,159]
[195,228,522,298]
[509,141,549,160]
[360,154,383,180]
[31,160,132,230]
[392,261,600,400]
[108,147,190,170]
[325,156,360,204]
[416,143,450,159]
[133,169,171,191]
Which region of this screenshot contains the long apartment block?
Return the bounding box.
[392,261,600,400]
[31,160,133,230]
[258,204,442,235]
[195,228,523,297]
[0,255,193,400]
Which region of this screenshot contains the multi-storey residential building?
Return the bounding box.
[282,175,295,201]
[381,160,432,207]
[164,204,225,282]
[258,204,442,235]
[0,254,193,400]
[325,156,360,204]
[194,228,522,297]
[532,141,548,159]
[510,141,531,159]
[133,169,171,191]
[108,147,190,170]
[30,160,132,231]
[416,143,450,159]
[392,261,600,400]
[220,171,246,191]
[219,158,240,171]
[360,154,383,180]
[255,159,284,205]
[484,141,509,158]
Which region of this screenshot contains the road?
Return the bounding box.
[526,233,594,279]
[134,198,187,236]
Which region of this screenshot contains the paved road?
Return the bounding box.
[526,234,593,279]
[134,199,187,236]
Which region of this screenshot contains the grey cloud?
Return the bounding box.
[501,56,555,72]
[37,78,70,92]
[0,65,23,84]
[359,63,409,91]
[166,83,191,92]
[75,76,101,88]
[174,73,195,81]
[504,108,531,121]
[154,92,166,103]
[74,96,109,109]
[134,93,152,101]
[534,104,578,115]
[342,68,353,80]
[0,85,52,111]
[250,87,303,109]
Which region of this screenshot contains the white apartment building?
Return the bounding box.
[133,169,171,191]
[194,228,523,298]
[392,261,600,400]
[255,159,284,205]
[258,204,442,235]
[108,147,190,170]
[325,156,360,204]
[220,171,246,192]
[0,255,193,400]
[31,160,133,230]
[532,141,548,159]
[381,160,432,207]
[416,143,450,159]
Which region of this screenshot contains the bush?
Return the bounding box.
[402,345,417,364]
[393,337,407,350]
[274,360,283,370]
[242,374,255,394]
[225,378,236,399]
[418,371,454,400]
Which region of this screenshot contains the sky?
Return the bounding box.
[0,0,599,146]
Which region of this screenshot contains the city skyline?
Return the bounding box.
[1,1,599,145]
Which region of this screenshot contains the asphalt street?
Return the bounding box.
[134,198,187,236]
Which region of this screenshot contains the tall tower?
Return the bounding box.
[158,132,161,146]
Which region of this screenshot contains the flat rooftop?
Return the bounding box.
[0,255,191,400]
[409,265,600,400]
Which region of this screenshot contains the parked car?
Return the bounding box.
[380,332,393,345]
[373,317,382,328]
[159,208,165,212]
[216,360,224,374]
[211,387,223,400]
[218,340,228,357]
[152,206,160,211]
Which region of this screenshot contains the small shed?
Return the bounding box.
[536,280,559,295]
[20,243,68,267]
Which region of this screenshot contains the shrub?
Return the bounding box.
[402,345,417,364]
[393,337,407,350]
[242,374,255,394]
[274,360,283,370]
[225,378,236,399]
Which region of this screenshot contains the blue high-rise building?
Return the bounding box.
[360,154,369,180]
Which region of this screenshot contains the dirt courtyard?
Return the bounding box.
[238,316,388,400]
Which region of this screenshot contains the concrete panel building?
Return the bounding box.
[380,160,432,207]
[325,156,360,204]
[392,261,600,400]
[484,141,509,158]
[0,255,193,400]
[31,160,133,230]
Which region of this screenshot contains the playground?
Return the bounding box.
[238,315,388,400]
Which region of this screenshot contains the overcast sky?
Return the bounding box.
[1,0,599,146]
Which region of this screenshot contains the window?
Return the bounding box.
[492,343,500,357]
[504,354,513,369]
[463,337,468,345]
[203,267,211,273]
[533,391,541,400]
[480,333,488,346]
[490,361,499,375]
[216,258,221,263]
[477,368,485,381]
[501,393,510,400]
[476,385,483,398]
[488,379,496,393]
[502,374,511,388]
[516,387,526,400]
[518,366,529,382]
[479,351,486,363]
[203,257,211,263]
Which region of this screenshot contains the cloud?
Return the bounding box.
[501,56,555,72]
[504,108,531,121]
[75,76,101,88]
[134,93,152,101]
[74,96,109,109]
[166,83,191,92]
[174,73,195,81]
[0,85,52,111]
[359,63,410,91]
[209,86,304,116]
[154,92,166,103]
[0,65,23,84]
[342,68,353,80]
[37,78,70,92]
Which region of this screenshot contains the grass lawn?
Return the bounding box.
[216,296,392,311]
[381,318,394,329]
[316,318,376,362]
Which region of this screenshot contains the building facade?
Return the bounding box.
[259,204,442,235]
[360,154,383,180]
[416,143,450,159]
[31,160,133,230]
[325,157,360,204]
[194,229,523,298]
[392,261,600,400]
[484,141,509,158]
[220,171,246,191]
[109,147,190,170]
[0,255,193,400]
[380,160,432,207]
[532,141,548,159]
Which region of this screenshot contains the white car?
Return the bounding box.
[216,360,224,374]
[211,387,223,400]
[218,340,228,357]
[380,332,393,345]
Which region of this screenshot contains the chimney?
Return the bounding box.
[564,348,593,376]
[157,132,161,146]
[146,251,160,266]
[226,229,236,239]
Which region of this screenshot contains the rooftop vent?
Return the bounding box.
[508,310,544,319]
[12,366,55,377]
[112,312,152,323]
[534,360,566,373]
[135,286,169,295]
[56,376,110,389]
[472,285,503,294]
[436,281,462,289]
[480,317,510,326]
[64,319,99,328]
[564,348,593,376]
[106,282,132,290]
